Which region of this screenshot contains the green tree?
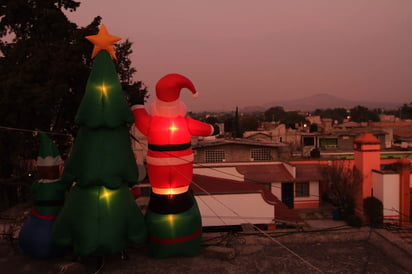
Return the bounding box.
[280,111,308,129]
[363,196,383,227]
[0,1,143,178]
[205,116,219,125]
[399,103,412,119]
[264,106,286,122]
[114,39,148,104]
[240,114,259,132]
[322,161,363,221]
[0,0,96,177]
[313,108,348,124]
[349,105,379,122]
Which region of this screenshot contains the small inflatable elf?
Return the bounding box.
[19,132,66,258]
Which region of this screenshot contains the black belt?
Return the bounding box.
[148,190,194,214]
[34,200,64,207]
[148,142,191,152]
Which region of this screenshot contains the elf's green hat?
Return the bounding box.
[37,132,63,167]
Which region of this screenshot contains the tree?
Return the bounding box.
[205,116,218,125]
[264,106,286,122]
[321,161,363,219]
[0,1,144,178]
[280,111,308,129]
[114,39,148,104]
[0,1,98,178]
[349,105,379,122]
[223,113,235,136]
[313,108,348,124]
[240,113,259,132]
[398,103,412,119]
[363,196,383,227]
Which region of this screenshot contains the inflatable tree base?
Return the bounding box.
[53,185,146,257]
[146,191,202,258]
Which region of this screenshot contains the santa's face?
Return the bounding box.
[150,99,187,117]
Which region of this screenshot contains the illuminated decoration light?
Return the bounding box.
[167,214,175,229]
[85,24,121,59]
[98,83,109,97]
[132,73,219,258]
[99,186,115,205]
[169,122,178,133]
[152,186,189,195]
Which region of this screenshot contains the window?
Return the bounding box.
[319,138,337,149]
[205,150,225,163]
[251,148,272,161]
[303,136,315,146]
[295,182,309,197]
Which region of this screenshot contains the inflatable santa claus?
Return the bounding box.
[131,73,219,258]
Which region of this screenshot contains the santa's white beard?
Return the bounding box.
[149,99,187,117]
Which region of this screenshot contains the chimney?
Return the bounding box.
[353,133,381,218]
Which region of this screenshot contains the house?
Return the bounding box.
[300,128,389,155]
[192,138,291,162]
[319,132,412,225]
[191,174,303,228]
[369,120,412,149]
[132,120,411,227]
[193,161,324,210]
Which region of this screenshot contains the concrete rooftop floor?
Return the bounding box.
[1,202,411,273]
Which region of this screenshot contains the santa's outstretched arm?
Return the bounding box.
[186,117,220,137]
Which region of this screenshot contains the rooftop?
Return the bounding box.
[1,202,411,273]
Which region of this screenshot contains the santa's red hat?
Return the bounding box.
[155,73,198,102]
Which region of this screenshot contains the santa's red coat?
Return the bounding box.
[133,105,214,191]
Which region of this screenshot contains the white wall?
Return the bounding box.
[195,193,274,226]
[271,182,282,199]
[373,172,400,219]
[294,181,319,206]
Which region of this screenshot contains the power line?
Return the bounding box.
[0,125,72,137]
[134,136,325,271]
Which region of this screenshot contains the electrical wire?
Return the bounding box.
[157,149,326,274]
[131,132,411,272]
[0,125,72,136]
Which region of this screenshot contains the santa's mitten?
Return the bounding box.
[130,185,142,199]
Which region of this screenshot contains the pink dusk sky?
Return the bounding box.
[67,0,412,112]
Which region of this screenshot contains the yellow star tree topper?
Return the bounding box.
[85,24,121,59]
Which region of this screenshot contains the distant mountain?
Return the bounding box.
[244,93,402,112]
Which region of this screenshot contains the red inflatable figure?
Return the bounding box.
[131,73,218,258]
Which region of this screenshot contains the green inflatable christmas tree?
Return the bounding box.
[53,25,146,257]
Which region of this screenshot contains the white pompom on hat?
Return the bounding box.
[155,73,198,102]
[37,132,63,167]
